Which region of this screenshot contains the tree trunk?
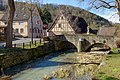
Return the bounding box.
[115,0,120,20]
[117,9,120,21]
[6,0,15,48]
[30,10,33,44]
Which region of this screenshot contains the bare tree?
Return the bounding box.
[79,0,120,20]
[27,1,35,44]
[21,0,42,44]
[6,0,15,48]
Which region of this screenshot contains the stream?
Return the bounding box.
[4,49,76,80]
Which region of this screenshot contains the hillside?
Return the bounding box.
[0,3,112,29]
[41,4,112,28]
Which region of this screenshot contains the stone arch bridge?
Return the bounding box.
[48,34,117,52]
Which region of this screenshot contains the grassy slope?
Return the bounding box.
[94,52,120,80]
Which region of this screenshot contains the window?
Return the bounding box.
[30,28,32,33]
[18,21,24,25]
[13,22,16,25]
[4,22,7,25]
[34,28,37,33]
[30,28,34,33]
[20,28,24,33]
[58,24,61,28]
[15,29,19,33]
[61,16,64,20]
[38,29,40,33]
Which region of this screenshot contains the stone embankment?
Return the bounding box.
[0,41,55,69]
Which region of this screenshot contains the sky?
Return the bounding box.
[42,0,120,23]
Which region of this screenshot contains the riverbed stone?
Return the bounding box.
[0,76,11,80]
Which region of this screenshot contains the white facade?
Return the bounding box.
[0,10,43,38]
[50,14,75,36]
[13,21,28,37]
[28,15,43,38]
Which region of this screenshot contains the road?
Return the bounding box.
[0,38,40,47]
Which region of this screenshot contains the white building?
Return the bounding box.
[0,2,43,38]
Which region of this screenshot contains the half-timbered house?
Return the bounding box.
[47,13,88,36]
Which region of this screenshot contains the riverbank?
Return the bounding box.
[11,49,76,80]
[0,41,55,74]
[94,53,120,80]
[42,51,107,80]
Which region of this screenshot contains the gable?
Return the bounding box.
[48,13,88,34]
[51,15,74,33]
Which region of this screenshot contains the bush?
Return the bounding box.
[0,34,5,42]
[116,40,120,48]
[109,48,120,54]
[43,37,51,41]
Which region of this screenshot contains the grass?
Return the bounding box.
[94,49,120,80]
[0,41,48,54]
[109,48,120,54]
[17,41,48,49]
[22,42,44,49]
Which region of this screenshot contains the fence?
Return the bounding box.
[1,39,47,49]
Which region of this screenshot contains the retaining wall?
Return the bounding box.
[0,41,55,68]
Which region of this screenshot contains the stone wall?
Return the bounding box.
[54,40,77,51]
[51,35,119,52]
[0,41,55,68]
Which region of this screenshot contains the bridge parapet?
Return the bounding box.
[49,34,118,52]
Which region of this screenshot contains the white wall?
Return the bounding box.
[13,21,28,37]
[28,15,43,38]
[51,15,75,35]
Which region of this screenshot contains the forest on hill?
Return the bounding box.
[41,4,112,29]
[0,2,114,29]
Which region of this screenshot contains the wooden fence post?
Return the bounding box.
[2,45,4,48]
[40,38,41,44]
[30,42,31,48]
[23,43,24,49]
[35,41,36,46]
[14,44,16,48]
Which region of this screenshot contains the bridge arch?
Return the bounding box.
[55,40,77,51]
[85,43,111,52]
